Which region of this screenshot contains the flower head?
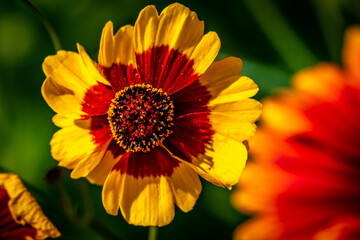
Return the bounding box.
[232,26,360,240]
[0,173,60,239]
[42,3,261,226]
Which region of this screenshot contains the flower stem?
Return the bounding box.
[75,179,94,225]
[89,218,124,240]
[148,226,158,240]
[20,0,62,51]
[57,179,77,221]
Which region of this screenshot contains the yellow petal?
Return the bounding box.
[50,125,98,170]
[42,51,69,76]
[133,5,159,53]
[52,114,93,129]
[201,62,261,142]
[102,171,175,226]
[209,75,259,105]
[167,163,201,212]
[190,31,220,75]
[199,57,258,104]
[52,114,74,128]
[70,138,112,179]
[155,3,204,57]
[209,99,262,141]
[133,3,219,76]
[41,74,84,118]
[76,44,110,86]
[41,46,108,118]
[86,145,123,185]
[0,173,61,239]
[190,133,248,189]
[98,21,136,67]
[102,168,123,215]
[199,56,243,98]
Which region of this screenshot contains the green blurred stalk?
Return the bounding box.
[75,180,94,225]
[57,180,77,221]
[243,0,318,72]
[90,219,124,240]
[57,177,123,239]
[148,226,158,240]
[21,0,62,52]
[312,0,344,62]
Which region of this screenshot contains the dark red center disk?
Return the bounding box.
[108,84,174,152]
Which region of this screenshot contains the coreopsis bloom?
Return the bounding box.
[42,3,261,226]
[232,26,360,240]
[0,173,60,239]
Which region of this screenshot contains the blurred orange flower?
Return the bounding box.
[232,26,360,240]
[0,173,60,239]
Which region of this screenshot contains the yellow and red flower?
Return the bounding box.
[0,173,60,239]
[232,26,360,240]
[42,3,261,226]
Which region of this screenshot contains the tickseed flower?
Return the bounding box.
[42,3,261,226]
[0,173,60,239]
[232,26,360,240]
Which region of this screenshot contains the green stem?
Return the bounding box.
[89,219,124,240]
[243,0,318,72]
[57,180,77,221]
[75,179,94,225]
[148,226,158,240]
[20,0,62,51]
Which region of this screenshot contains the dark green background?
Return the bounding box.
[0,0,358,239]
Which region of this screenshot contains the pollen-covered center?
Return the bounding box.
[108,84,174,152]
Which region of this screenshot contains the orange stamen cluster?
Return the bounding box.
[108,84,174,152]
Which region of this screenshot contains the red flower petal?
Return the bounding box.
[89,115,112,147]
[135,46,200,94]
[82,82,115,116]
[99,46,200,95]
[164,112,213,162]
[171,79,211,117]
[161,79,213,161]
[112,147,180,178]
[107,140,125,159]
[99,63,140,92]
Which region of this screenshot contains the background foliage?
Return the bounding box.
[0,0,359,239]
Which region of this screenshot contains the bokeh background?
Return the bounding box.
[0,0,359,239]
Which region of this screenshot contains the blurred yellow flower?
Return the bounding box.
[232,26,360,240]
[42,3,261,226]
[0,173,60,239]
